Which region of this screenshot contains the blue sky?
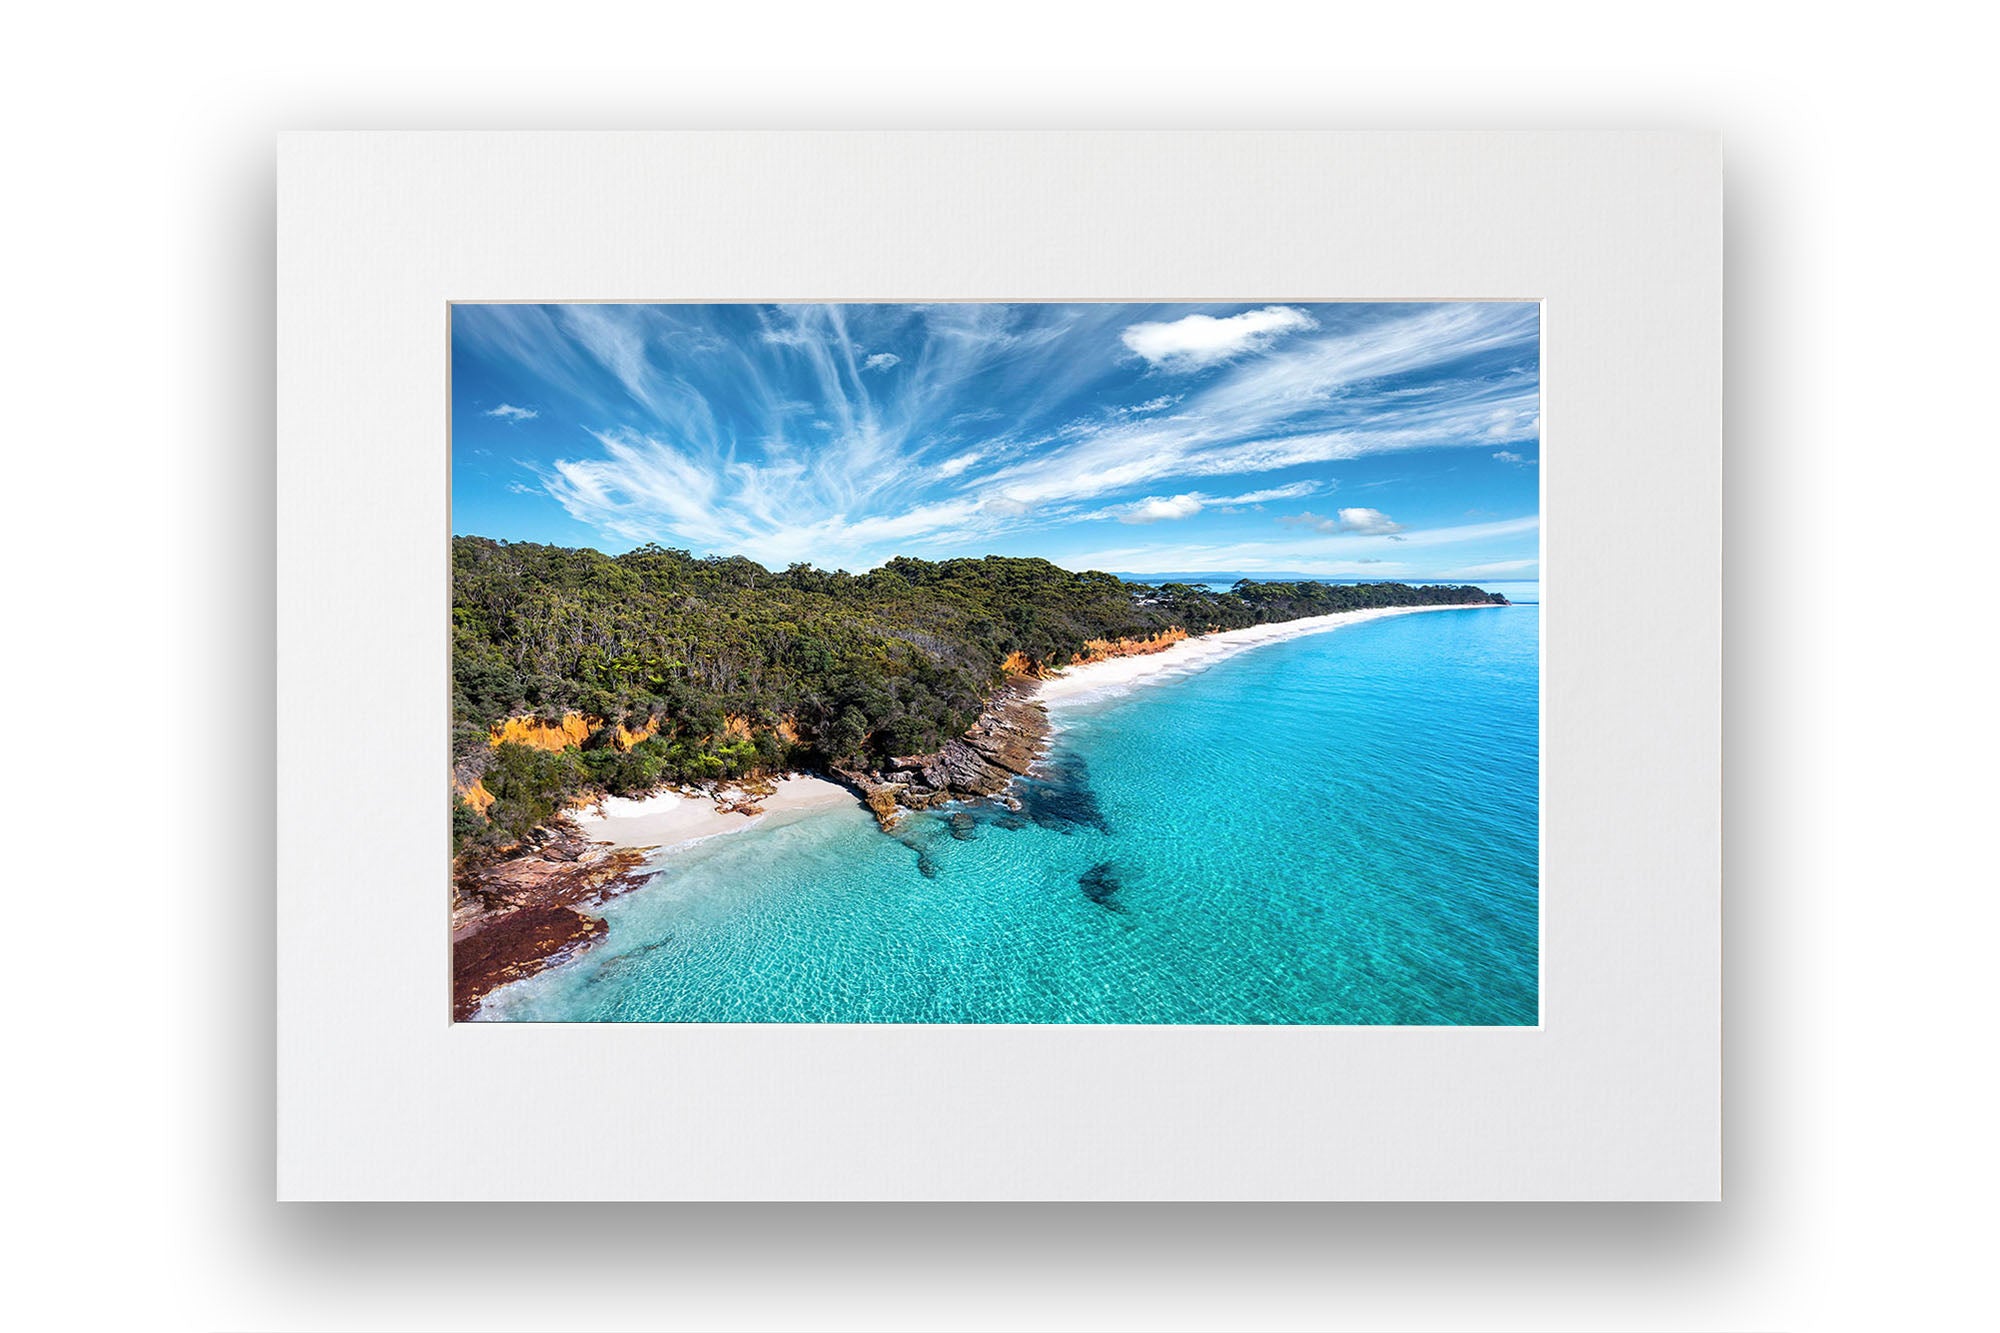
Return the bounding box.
[452,302,1539,580]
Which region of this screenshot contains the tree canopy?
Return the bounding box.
[450,535,1505,852]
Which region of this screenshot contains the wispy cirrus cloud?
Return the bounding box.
[1102,480,1326,525]
[974,303,1541,511]
[539,426,1014,568]
[485,403,539,421]
[453,301,1541,575]
[1228,481,1324,506]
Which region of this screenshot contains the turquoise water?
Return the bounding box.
[478,605,1539,1025]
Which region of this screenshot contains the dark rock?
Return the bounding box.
[452,905,607,1019]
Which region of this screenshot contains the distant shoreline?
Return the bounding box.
[1036,601,1506,710]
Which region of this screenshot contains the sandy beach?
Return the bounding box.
[562,605,1501,849]
[1037,602,1504,708]
[569,773,859,851]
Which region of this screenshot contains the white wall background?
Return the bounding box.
[5,3,1991,1329]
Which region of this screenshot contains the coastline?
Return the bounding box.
[571,773,858,850]
[474,598,1539,1025]
[458,602,1505,1016]
[1036,602,1504,709]
[453,772,860,1018]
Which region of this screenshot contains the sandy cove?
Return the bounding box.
[570,773,858,849]
[1036,602,1505,709]
[452,774,859,1018]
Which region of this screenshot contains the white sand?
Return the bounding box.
[1037,603,1504,710]
[568,773,858,851]
[562,606,1497,844]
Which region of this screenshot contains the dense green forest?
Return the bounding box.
[451,536,1507,853]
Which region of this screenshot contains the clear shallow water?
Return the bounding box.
[479,605,1539,1024]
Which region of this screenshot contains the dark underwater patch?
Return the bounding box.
[1016,751,1111,835]
[1077,861,1126,912]
[591,935,673,977]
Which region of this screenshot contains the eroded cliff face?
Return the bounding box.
[1000,628,1190,678]
[457,710,796,818]
[1070,627,1188,665]
[486,712,661,753]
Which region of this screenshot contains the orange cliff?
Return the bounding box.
[474,709,794,766]
[1069,627,1189,666]
[1001,628,1191,678]
[457,777,496,814]
[455,713,661,812]
[486,712,659,753]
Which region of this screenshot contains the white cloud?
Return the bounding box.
[1492,450,1538,465]
[1120,305,1318,369]
[558,305,664,413]
[1227,481,1323,505]
[471,300,1538,571]
[1336,507,1402,535]
[1121,493,1207,524]
[1281,506,1404,536]
[1102,480,1323,524]
[1485,406,1540,440]
[863,352,901,372]
[485,403,538,421]
[541,425,1020,569]
[982,304,1542,508]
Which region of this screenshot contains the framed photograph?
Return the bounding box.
[278,131,1720,1199]
[448,297,1541,1027]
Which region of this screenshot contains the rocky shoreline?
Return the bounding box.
[833,678,1052,830]
[450,821,658,1019]
[450,610,1505,1015]
[454,683,1056,1016]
